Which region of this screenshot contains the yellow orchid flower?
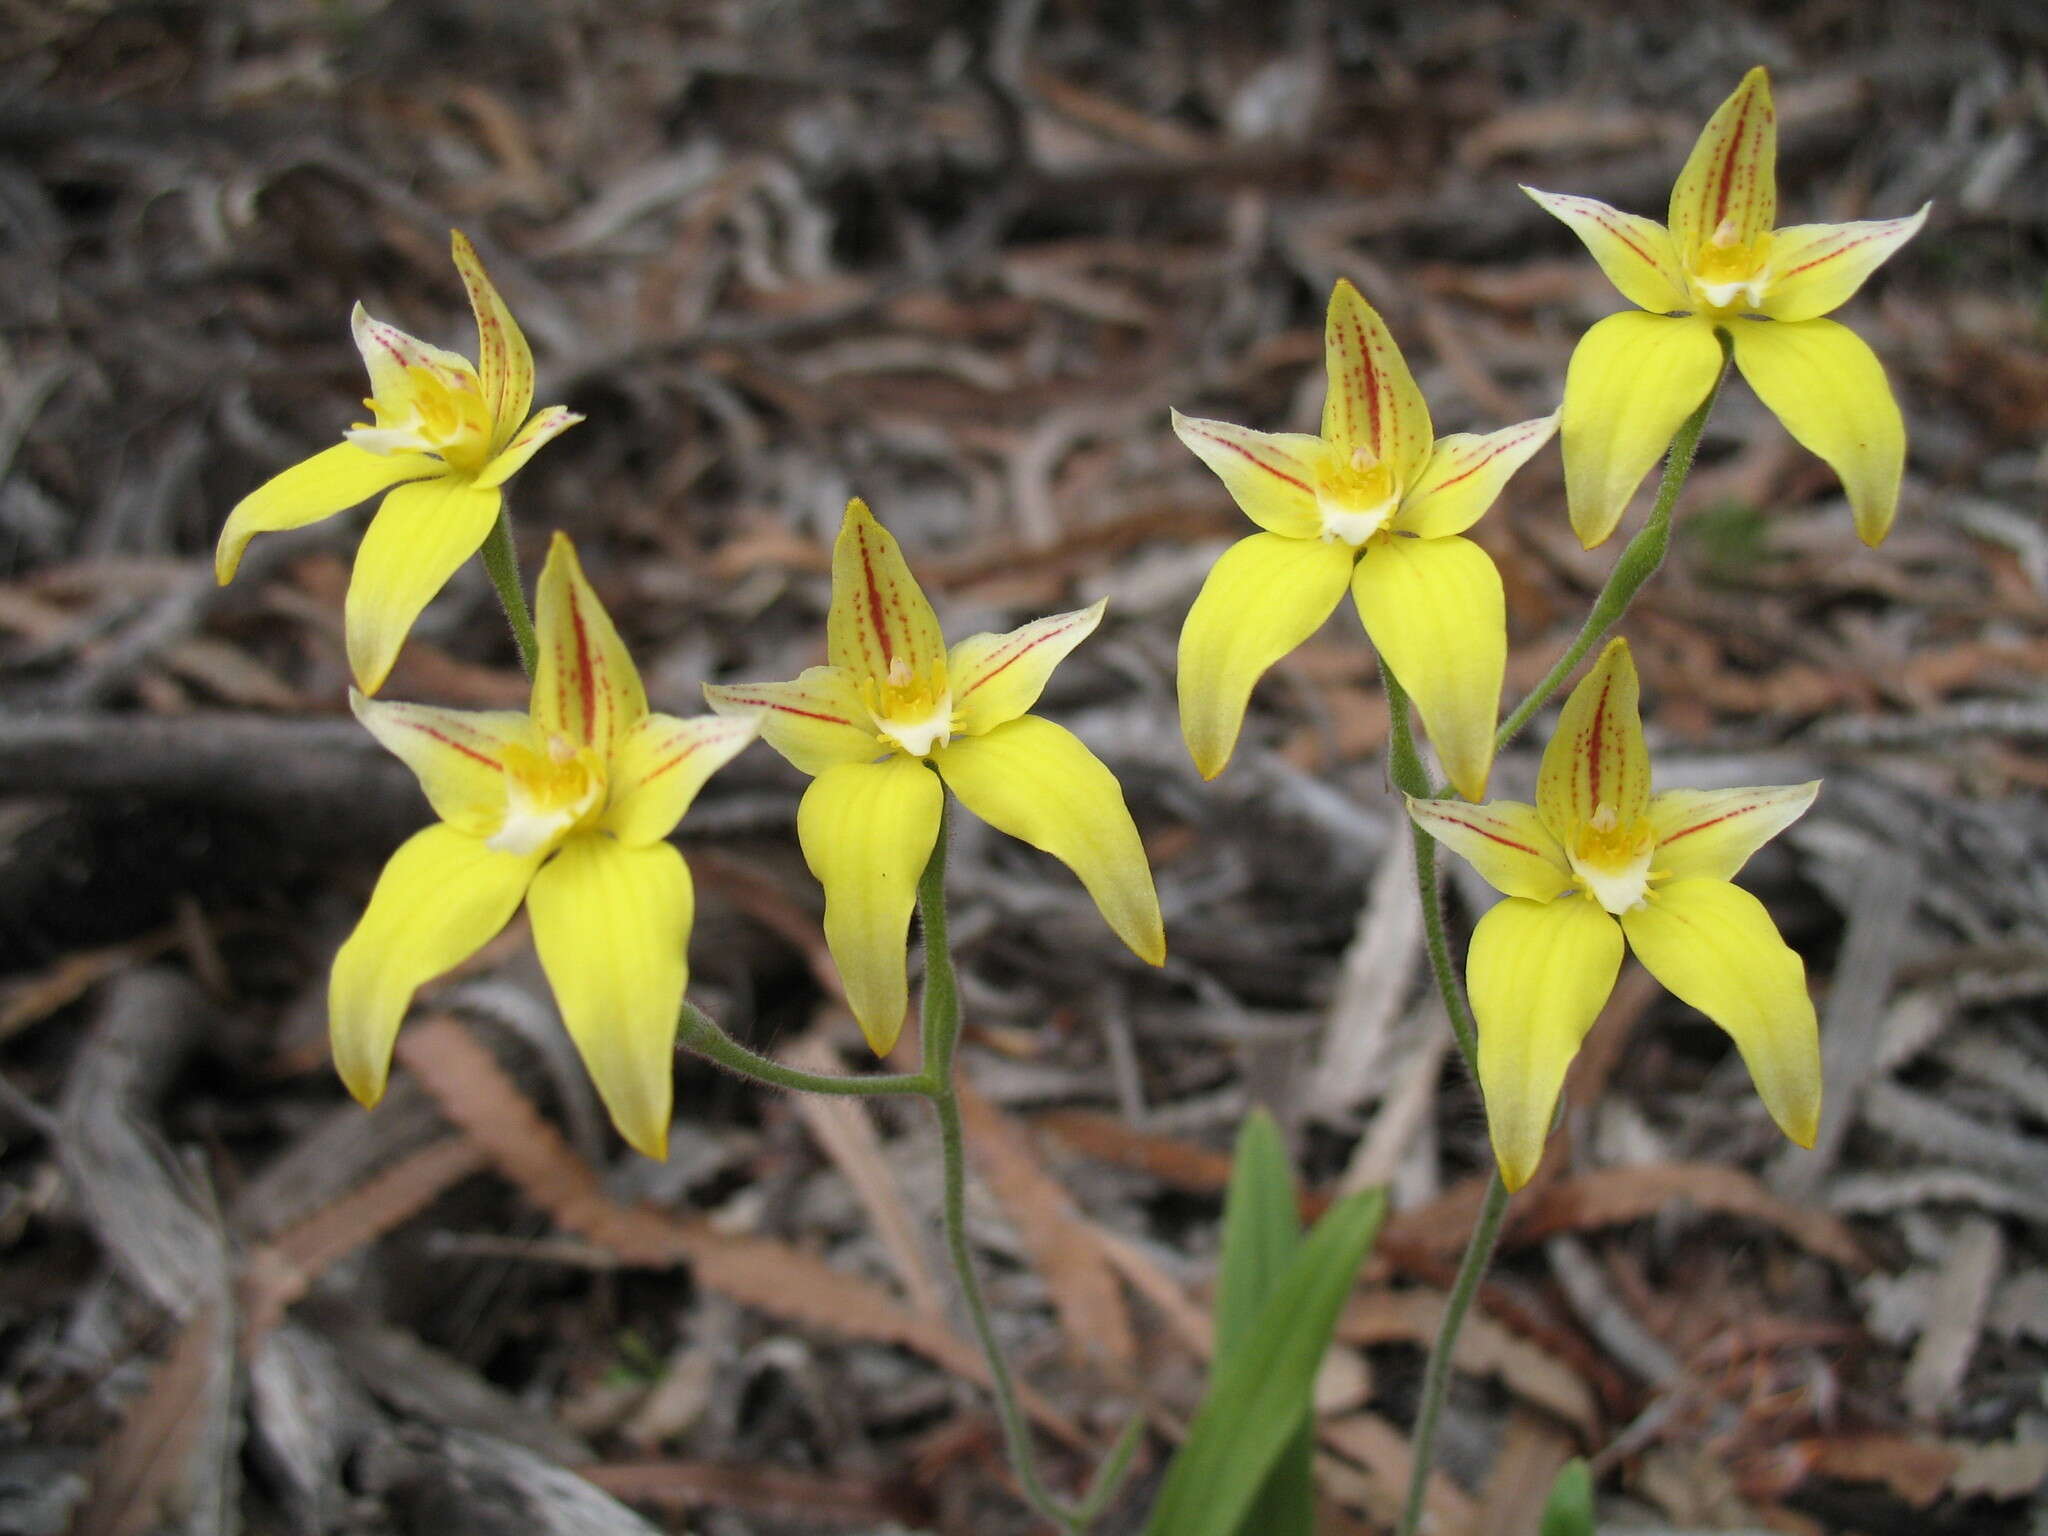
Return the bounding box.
[1172,279,1556,800]
[1526,67,1928,549]
[217,231,583,694]
[703,498,1164,1054]
[330,533,757,1159]
[1407,638,1821,1191]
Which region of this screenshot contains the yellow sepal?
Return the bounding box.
[703,666,880,776]
[1405,797,1571,902]
[216,443,442,585]
[1649,782,1819,883]
[1176,532,1354,780]
[1760,208,1931,324]
[1522,189,1686,314]
[1322,279,1432,486]
[328,825,542,1108]
[1537,638,1650,837]
[1351,533,1505,802]
[1468,894,1625,1192]
[1620,878,1821,1148]
[345,476,503,694]
[527,835,694,1160]
[349,689,539,837]
[449,229,537,452]
[1394,414,1558,542]
[1170,411,1325,539]
[934,715,1164,966]
[533,532,649,755]
[1559,310,1725,548]
[604,713,760,847]
[478,405,583,489]
[1668,67,1776,260]
[1725,316,1906,546]
[949,601,1104,739]
[797,756,944,1054]
[827,499,946,688]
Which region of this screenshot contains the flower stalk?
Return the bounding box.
[480,507,540,677]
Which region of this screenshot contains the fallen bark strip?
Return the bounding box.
[395,1015,1088,1449]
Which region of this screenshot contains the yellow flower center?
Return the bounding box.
[347,364,494,474]
[490,733,606,855]
[859,655,958,758]
[1687,218,1773,314]
[1316,444,1401,546]
[1567,802,1656,915]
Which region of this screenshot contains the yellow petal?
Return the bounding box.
[1668,67,1776,261]
[345,475,504,695]
[528,836,694,1159]
[1169,411,1324,539]
[1560,310,1726,548]
[217,443,443,584]
[350,688,539,836]
[1522,188,1687,313]
[351,303,477,403]
[1620,878,1821,1148]
[1176,532,1354,780]
[1537,637,1650,839]
[703,666,880,776]
[1322,279,1432,485]
[603,712,759,846]
[1725,316,1905,546]
[1760,207,1931,324]
[1351,533,1505,802]
[1468,895,1624,1192]
[949,600,1104,738]
[827,498,946,688]
[328,824,541,1108]
[449,230,537,451]
[1650,782,1820,882]
[476,405,583,490]
[532,531,649,755]
[934,716,1164,966]
[797,757,944,1054]
[1405,796,1572,902]
[1395,413,1559,541]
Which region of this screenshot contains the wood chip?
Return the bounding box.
[957,1076,1138,1370]
[395,1016,1087,1447]
[1903,1215,2004,1422]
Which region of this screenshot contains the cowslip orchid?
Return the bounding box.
[705,498,1164,1053]
[1172,279,1555,801]
[332,535,756,1158]
[1526,67,1927,548]
[1408,639,1821,1190]
[218,231,582,693]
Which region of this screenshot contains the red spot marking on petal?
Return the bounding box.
[956,618,1079,700]
[1582,202,1657,267]
[402,720,502,770]
[860,524,893,668]
[1421,426,1541,495]
[723,694,854,727]
[1660,804,1756,844]
[1778,228,1885,280]
[1585,682,1610,809]
[1194,428,1315,497]
[568,586,600,744]
[1430,812,1543,857]
[636,736,702,786]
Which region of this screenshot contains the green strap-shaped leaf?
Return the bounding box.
[1143,1184,1387,1536]
[1540,1458,1596,1536]
[1213,1111,1313,1536]
[1215,1109,1300,1358]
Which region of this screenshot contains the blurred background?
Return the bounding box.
[1,2,2044,1533]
